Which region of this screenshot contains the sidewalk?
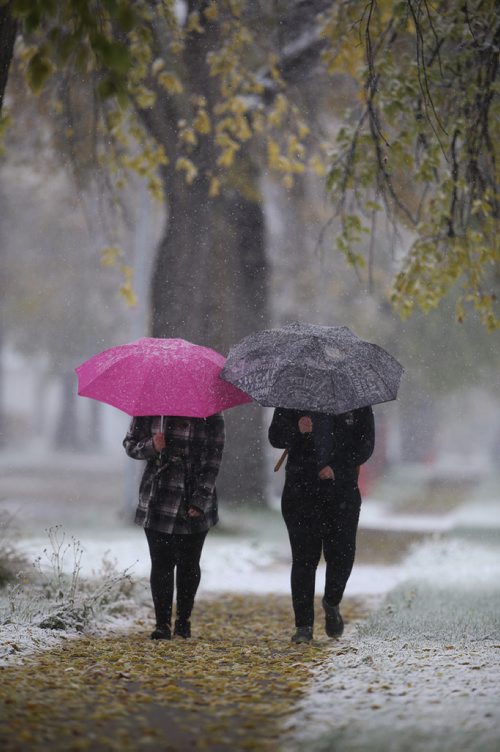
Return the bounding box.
[1,455,499,750]
[0,593,368,752]
[282,487,500,752]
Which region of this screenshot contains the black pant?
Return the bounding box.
[145,528,207,629]
[282,473,361,628]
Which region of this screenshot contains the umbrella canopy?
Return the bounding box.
[220,322,403,415]
[76,337,252,418]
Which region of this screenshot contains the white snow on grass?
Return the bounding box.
[0,625,80,663]
[0,491,474,668]
[9,522,405,607]
[1,519,404,665]
[3,480,500,752]
[282,537,500,752]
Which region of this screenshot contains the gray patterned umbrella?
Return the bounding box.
[221,322,403,415]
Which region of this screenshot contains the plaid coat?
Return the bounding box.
[123,414,225,535]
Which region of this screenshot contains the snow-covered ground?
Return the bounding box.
[283,530,500,752]
[1,459,500,751]
[11,519,405,596]
[0,506,404,665]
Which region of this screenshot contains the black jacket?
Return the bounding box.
[268,407,375,479]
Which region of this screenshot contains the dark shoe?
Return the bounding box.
[322,598,344,637]
[150,626,171,640]
[291,626,313,644]
[174,619,191,639]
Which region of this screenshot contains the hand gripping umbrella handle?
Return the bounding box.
[274,448,288,472]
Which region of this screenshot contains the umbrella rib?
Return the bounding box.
[366,361,399,398]
[79,349,138,387]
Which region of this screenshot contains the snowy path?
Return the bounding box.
[283,537,500,752]
[2,457,500,751]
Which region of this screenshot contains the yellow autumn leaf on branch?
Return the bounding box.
[100,246,123,268]
[176,157,198,184]
[203,2,219,22]
[268,94,288,128]
[119,281,138,307]
[186,11,204,34]
[193,109,211,134]
[158,71,184,94]
[309,154,327,177]
[134,85,156,109]
[209,177,221,197]
[216,130,241,164]
[119,266,138,307]
[180,127,198,146]
[217,147,237,168]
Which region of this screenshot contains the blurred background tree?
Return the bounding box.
[0,0,499,501]
[321,0,500,329]
[0,0,333,500]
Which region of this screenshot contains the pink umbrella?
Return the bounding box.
[75,337,252,418]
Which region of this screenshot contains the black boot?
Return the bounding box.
[322,597,344,637]
[174,619,191,639]
[150,625,171,640]
[291,626,313,644]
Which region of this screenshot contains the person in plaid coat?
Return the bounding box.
[123,413,225,640]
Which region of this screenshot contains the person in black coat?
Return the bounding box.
[269,406,375,643]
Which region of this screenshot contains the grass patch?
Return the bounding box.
[0,526,136,632]
[387,480,474,517]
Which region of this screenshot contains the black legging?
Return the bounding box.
[145,528,207,629]
[282,475,361,628]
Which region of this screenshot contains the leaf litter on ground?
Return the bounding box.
[0,593,367,751]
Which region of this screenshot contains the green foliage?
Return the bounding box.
[321,0,500,329]
[26,48,54,93]
[1,0,331,323]
[0,111,10,156]
[11,0,144,103]
[6,1,498,329]
[8,1,327,201]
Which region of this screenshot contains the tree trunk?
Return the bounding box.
[140,4,270,503]
[0,5,16,447]
[0,1,16,114]
[0,181,8,448]
[214,184,268,504]
[138,1,340,503]
[150,170,214,340]
[150,163,268,503]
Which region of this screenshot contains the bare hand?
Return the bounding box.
[319,465,335,480]
[153,433,166,452]
[298,416,313,433]
[187,506,202,518]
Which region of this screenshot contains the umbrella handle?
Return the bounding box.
[274,448,288,473]
[156,416,166,461]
